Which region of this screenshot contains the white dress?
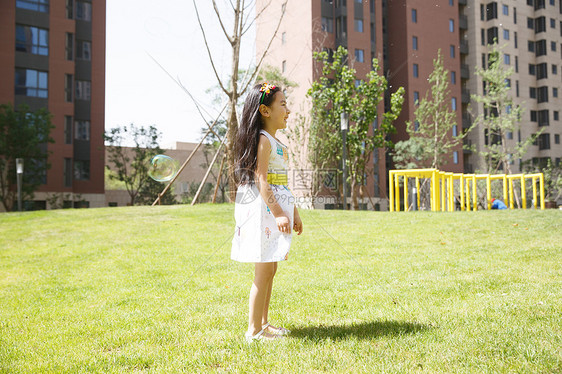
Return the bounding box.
[231,130,295,263]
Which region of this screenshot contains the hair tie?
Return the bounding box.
[259,82,276,104]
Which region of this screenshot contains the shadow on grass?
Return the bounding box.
[290,320,429,341]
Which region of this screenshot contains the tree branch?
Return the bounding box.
[212,0,234,44]
[240,0,287,96]
[191,0,231,96]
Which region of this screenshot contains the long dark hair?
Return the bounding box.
[234,83,281,185]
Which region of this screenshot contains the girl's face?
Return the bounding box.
[261,91,290,130]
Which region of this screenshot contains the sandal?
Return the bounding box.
[244,327,284,343]
[262,322,291,336]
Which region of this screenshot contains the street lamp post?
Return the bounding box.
[340,112,348,210]
[16,158,24,212]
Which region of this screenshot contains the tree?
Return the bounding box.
[393,51,468,169]
[471,42,534,174]
[104,124,163,206]
[191,0,287,199]
[308,46,404,210]
[137,177,177,205]
[0,103,54,212]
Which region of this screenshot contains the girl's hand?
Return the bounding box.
[276,214,291,234]
[293,213,303,235]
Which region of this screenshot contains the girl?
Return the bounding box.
[231,82,303,342]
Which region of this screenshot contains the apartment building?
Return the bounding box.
[0,0,105,211]
[464,0,562,172]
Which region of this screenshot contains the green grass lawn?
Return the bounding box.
[1,205,561,373]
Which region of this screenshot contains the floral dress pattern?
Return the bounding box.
[231,130,294,263]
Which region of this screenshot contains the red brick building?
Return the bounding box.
[0,0,105,210]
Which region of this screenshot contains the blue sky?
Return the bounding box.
[105,0,255,147]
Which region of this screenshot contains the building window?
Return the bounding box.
[15,68,48,98]
[414,91,419,105]
[451,71,456,84]
[551,41,557,51]
[449,19,454,32]
[453,151,459,164]
[504,54,510,65]
[321,17,333,33]
[537,86,549,103]
[75,1,92,21]
[412,9,417,23]
[64,158,72,187]
[75,80,91,100]
[75,120,90,140]
[64,116,73,144]
[412,36,418,50]
[452,97,457,111]
[516,80,520,97]
[487,2,498,20]
[530,87,537,98]
[15,25,48,55]
[555,134,560,144]
[515,56,519,72]
[527,17,534,29]
[413,63,419,78]
[449,45,454,58]
[481,29,486,46]
[528,40,535,52]
[281,32,286,44]
[551,18,556,28]
[452,125,458,137]
[16,0,49,12]
[538,133,550,150]
[514,32,518,48]
[503,29,509,40]
[355,49,364,62]
[76,40,91,60]
[282,60,286,73]
[537,63,548,79]
[503,4,509,15]
[480,4,485,20]
[482,53,486,68]
[554,87,559,97]
[513,7,517,23]
[536,40,547,56]
[505,79,511,88]
[554,111,560,121]
[449,0,454,5]
[354,19,364,32]
[487,27,498,44]
[553,64,558,74]
[65,74,73,102]
[66,0,73,18]
[74,160,90,180]
[535,16,546,33]
[65,33,73,60]
[538,110,550,126]
[531,110,537,122]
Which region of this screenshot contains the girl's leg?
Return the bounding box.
[261,262,277,326]
[247,262,276,336]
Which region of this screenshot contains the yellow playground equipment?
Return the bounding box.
[389,168,545,212]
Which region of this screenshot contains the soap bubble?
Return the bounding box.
[147,154,179,182]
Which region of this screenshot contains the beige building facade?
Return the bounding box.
[464,0,562,172]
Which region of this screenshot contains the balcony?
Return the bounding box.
[463,138,473,154]
[460,40,469,55]
[462,113,472,129]
[461,64,470,79]
[459,15,468,30]
[461,89,471,103]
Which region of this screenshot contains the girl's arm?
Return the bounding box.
[255,134,291,234]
